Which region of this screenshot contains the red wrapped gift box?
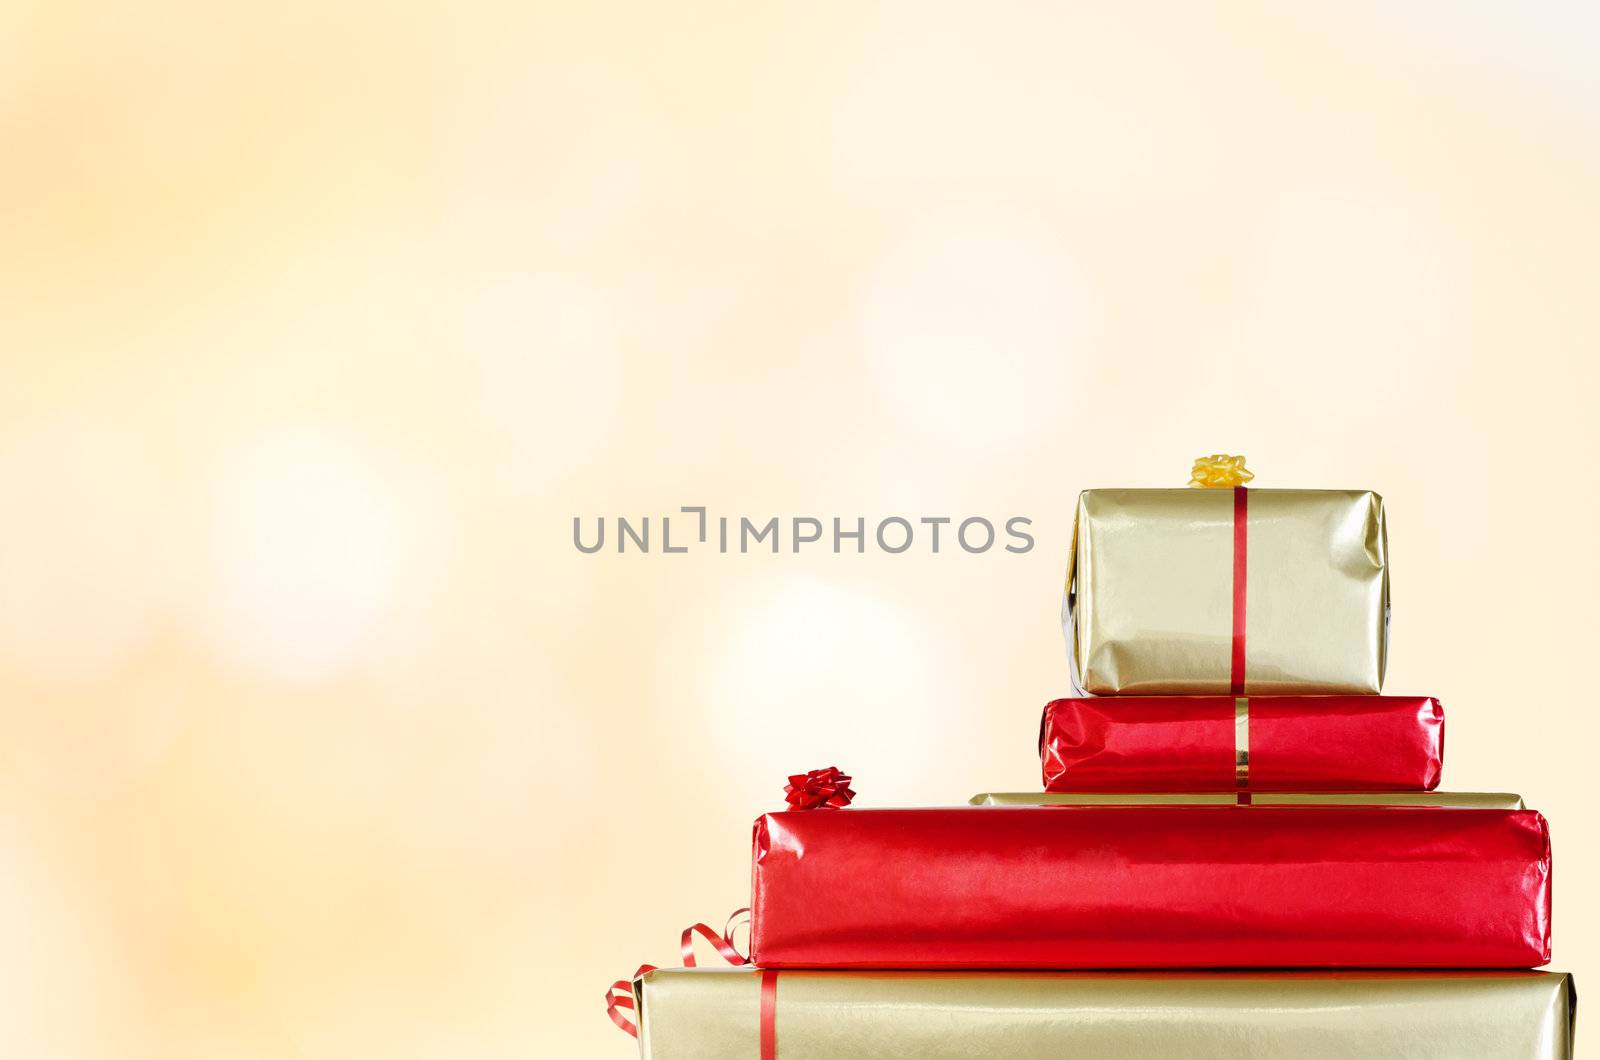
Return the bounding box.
[1042,695,1443,792]
[749,806,1550,969]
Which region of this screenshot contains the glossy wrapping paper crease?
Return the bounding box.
[632,969,1576,1060]
[971,791,1524,808]
[1041,695,1443,792]
[1064,488,1389,695]
[748,806,1550,969]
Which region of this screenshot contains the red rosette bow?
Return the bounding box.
[783,767,855,810]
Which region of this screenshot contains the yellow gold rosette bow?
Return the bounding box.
[1188,454,1253,489]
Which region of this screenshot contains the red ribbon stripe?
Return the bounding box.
[760,969,778,1060]
[1230,486,1248,695]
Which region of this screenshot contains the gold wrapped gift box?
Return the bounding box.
[969,791,1525,808]
[1065,488,1388,694]
[635,969,1574,1059]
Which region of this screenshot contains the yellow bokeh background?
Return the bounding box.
[4,2,1598,1056]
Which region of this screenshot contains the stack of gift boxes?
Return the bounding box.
[612,460,1573,1058]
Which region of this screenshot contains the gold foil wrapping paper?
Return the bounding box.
[635,969,1575,1059]
[969,791,1525,808]
[1065,488,1388,694]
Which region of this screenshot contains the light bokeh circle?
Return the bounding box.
[858,212,1102,451]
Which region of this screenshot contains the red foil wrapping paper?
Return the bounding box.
[1042,696,1444,792]
[749,806,1550,969]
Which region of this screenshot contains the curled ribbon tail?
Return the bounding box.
[681,908,752,968]
[604,963,658,1038]
[605,909,753,1039]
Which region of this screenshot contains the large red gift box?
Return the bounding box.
[1042,696,1443,792]
[749,805,1550,969]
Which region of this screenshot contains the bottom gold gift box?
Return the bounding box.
[633,968,1575,1059]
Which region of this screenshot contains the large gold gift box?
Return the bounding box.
[634,969,1575,1059]
[969,791,1524,808]
[1065,488,1388,694]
